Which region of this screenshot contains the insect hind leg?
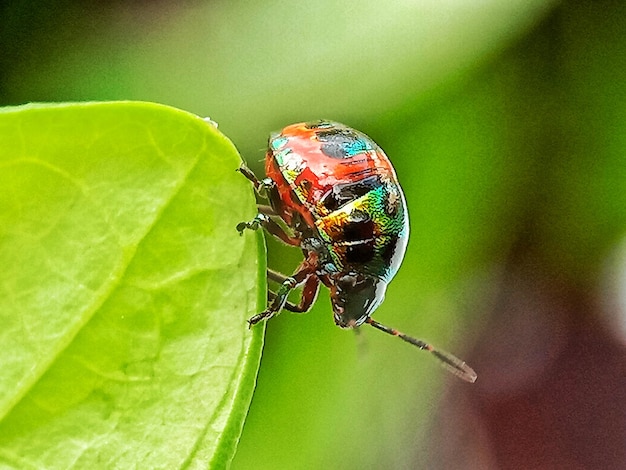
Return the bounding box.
[237,165,274,195]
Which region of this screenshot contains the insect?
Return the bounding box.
[237,120,476,383]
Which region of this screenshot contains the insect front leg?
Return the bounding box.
[248,263,317,327]
[268,269,320,313]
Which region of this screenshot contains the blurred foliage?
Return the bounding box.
[3,0,626,468]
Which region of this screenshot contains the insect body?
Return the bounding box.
[238,120,476,383]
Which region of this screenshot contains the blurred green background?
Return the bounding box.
[4,0,626,468]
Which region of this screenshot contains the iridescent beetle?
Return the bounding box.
[237,120,476,382]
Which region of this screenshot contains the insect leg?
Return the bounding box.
[237,213,301,246]
[237,165,274,195]
[248,263,317,327]
[237,165,300,244]
[257,204,278,216]
[267,268,290,283]
[267,270,320,313]
[365,318,477,383]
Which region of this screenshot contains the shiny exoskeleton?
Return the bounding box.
[238,120,476,382]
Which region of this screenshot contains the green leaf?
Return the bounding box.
[0,102,265,468]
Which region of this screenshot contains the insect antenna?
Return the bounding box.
[365,318,477,383]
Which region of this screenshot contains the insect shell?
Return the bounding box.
[238,120,476,383]
[240,120,408,327]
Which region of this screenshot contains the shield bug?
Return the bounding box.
[238,120,476,383]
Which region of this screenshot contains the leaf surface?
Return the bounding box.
[0,102,264,469]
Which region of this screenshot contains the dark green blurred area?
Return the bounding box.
[4,1,626,468]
